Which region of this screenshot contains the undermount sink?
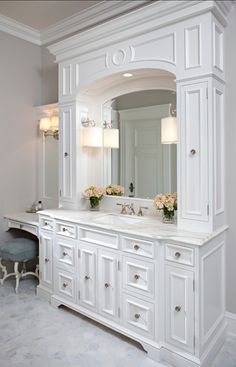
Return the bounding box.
[93,213,143,226]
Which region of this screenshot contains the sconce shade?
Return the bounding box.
[104,128,119,149]
[83,127,103,147]
[50,116,59,131]
[161,116,177,144]
[40,117,51,132]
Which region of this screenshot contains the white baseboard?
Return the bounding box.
[226,311,236,336]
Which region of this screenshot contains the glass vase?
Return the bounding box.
[162,208,175,224]
[89,197,100,211]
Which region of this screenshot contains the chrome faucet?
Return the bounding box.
[128,203,136,215]
[137,206,149,216]
[116,203,129,214]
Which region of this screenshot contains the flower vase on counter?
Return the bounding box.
[154,192,177,224]
[84,186,105,211]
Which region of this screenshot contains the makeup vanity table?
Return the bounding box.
[4,213,39,237]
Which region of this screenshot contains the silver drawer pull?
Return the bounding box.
[175,305,181,312]
[62,282,68,288]
[104,282,110,288]
[44,257,49,263]
[190,149,196,155]
[19,224,23,229]
[133,244,140,251]
[62,251,68,257]
[44,222,48,226]
[134,274,140,280]
[175,252,181,258]
[62,227,66,232]
[84,275,90,280]
[134,313,140,320]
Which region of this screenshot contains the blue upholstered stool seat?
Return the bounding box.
[0,238,39,292]
[0,238,38,262]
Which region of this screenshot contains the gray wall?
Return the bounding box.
[225,5,236,314]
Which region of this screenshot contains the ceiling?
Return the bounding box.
[0,1,102,30]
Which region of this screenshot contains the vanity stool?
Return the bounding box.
[0,238,39,293]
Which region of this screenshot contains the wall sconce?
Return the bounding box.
[39,116,59,140]
[81,118,103,147]
[103,121,119,149]
[161,104,177,144]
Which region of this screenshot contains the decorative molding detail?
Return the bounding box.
[48,0,235,62]
[184,25,201,69]
[0,14,40,45]
[226,311,236,336]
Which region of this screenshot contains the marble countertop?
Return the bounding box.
[4,212,39,226]
[39,209,228,246]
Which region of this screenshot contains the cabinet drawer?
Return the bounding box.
[8,220,38,236]
[79,227,119,249]
[55,239,76,272]
[39,217,54,231]
[121,236,154,259]
[55,268,76,302]
[56,222,77,239]
[165,243,194,266]
[123,256,154,299]
[122,293,154,339]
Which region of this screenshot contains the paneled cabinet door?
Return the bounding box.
[59,104,75,205]
[79,243,97,310]
[165,265,195,354]
[98,249,120,322]
[39,233,53,290]
[179,82,209,222]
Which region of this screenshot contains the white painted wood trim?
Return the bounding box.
[226,311,236,336]
[0,14,40,45]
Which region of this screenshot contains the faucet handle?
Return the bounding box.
[137,206,149,216]
[116,203,129,214]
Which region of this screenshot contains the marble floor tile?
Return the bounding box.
[0,278,235,367]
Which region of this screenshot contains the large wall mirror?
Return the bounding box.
[103,89,177,199]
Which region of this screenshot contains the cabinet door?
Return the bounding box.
[79,243,97,310]
[179,82,209,223]
[39,233,53,289]
[59,104,75,205]
[98,249,120,322]
[165,265,194,354]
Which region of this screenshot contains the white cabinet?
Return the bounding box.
[165,265,195,354]
[98,249,120,322]
[39,232,53,290]
[79,243,97,310]
[59,104,76,207]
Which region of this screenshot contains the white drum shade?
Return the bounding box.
[104,128,119,149]
[161,116,177,144]
[83,127,103,147]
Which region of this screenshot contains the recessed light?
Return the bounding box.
[123,73,133,78]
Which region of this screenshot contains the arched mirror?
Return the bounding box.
[103,89,177,199]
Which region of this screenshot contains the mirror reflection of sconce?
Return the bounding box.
[161,104,177,144]
[103,121,119,149]
[81,118,103,147]
[39,116,59,140]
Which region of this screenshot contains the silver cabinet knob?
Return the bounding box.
[104,283,110,288]
[44,257,49,263]
[62,251,68,257]
[175,252,181,258]
[62,227,66,232]
[84,275,90,280]
[62,282,68,288]
[133,244,140,251]
[190,149,196,155]
[134,274,140,280]
[19,224,23,229]
[134,313,140,320]
[175,305,181,312]
[64,152,68,157]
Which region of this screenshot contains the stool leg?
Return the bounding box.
[14,262,21,293]
[0,257,8,285]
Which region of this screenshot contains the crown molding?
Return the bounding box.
[0,14,41,45]
[41,0,151,46]
[49,0,235,63]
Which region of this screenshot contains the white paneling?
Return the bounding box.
[213,22,223,72]
[61,63,72,98]
[185,25,201,69]
[213,87,224,215]
[180,82,208,222]
[201,242,225,346]
[133,32,176,65]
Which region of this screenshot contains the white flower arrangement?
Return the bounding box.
[105,184,124,196]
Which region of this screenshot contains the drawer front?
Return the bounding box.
[55,238,76,272]
[123,256,155,299]
[55,268,76,302]
[56,222,77,239]
[165,243,194,266]
[122,293,154,339]
[8,220,38,236]
[79,227,119,249]
[39,217,54,231]
[121,236,154,259]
